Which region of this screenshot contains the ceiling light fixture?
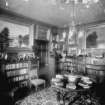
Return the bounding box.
[6,2,8,6]
[53,0,99,52]
[5,0,8,7]
[63,30,66,38]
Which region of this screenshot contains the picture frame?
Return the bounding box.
[0,19,31,48]
[86,25,105,49]
[86,24,105,56]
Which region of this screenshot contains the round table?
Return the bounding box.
[52,85,92,105]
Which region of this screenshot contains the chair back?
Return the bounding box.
[29,68,38,80]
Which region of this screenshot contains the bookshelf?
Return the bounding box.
[34,39,49,67]
[59,55,78,74]
[0,47,39,100]
[59,55,86,76]
[34,25,50,67]
[63,56,78,73]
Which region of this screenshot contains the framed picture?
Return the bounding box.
[86,25,105,56]
[0,19,31,48]
[86,25,105,49]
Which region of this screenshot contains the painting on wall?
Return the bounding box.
[86,25,105,49]
[0,19,30,48]
[86,25,105,56]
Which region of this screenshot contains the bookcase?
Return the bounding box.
[59,55,86,75]
[34,39,49,67]
[58,55,78,74]
[0,46,39,102]
[34,25,50,67]
[63,56,78,73]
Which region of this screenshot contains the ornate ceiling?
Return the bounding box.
[0,0,105,27]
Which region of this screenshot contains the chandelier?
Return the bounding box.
[58,0,99,42]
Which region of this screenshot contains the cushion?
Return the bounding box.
[31,79,45,86]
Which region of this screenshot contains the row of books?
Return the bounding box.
[10,74,29,82]
[5,62,29,70]
[6,68,28,77]
[63,63,76,67]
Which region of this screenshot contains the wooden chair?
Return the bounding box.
[29,69,46,91]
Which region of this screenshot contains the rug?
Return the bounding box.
[15,87,101,105]
[15,87,58,105]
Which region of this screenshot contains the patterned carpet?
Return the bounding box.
[15,87,58,105]
[15,87,102,105]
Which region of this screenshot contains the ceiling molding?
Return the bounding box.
[77,19,105,29]
[0,7,57,28]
